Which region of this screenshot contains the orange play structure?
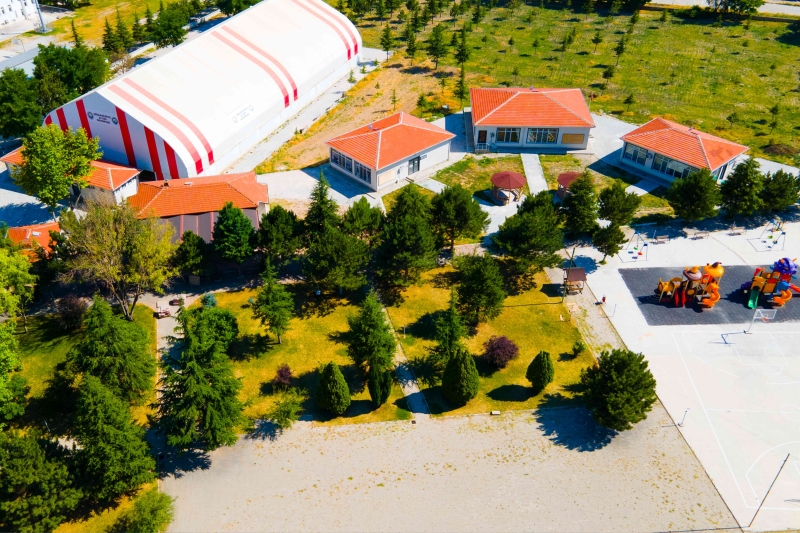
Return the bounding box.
[655,262,725,310]
[740,257,799,309]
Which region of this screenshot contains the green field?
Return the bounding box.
[346,3,800,164]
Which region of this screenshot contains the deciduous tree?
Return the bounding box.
[562,170,597,236]
[666,168,721,222]
[483,335,519,369]
[252,260,294,344]
[431,184,489,250]
[455,253,506,325]
[598,181,641,226]
[0,68,41,139]
[150,4,188,48]
[760,170,800,214]
[720,158,764,217]
[0,322,27,423]
[592,222,626,262]
[216,0,257,15]
[316,362,351,415]
[109,487,174,533]
[173,230,208,277]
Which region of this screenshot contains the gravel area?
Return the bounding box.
[163,409,738,532]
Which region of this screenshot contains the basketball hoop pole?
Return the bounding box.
[747,309,776,334]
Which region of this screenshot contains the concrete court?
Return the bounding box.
[579,219,800,531]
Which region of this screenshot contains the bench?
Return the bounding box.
[693,231,710,240]
[729,225,745,235]
[653,235,669,244]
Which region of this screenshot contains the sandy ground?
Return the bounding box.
[163,408,738,533]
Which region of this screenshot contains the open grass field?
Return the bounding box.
[385,266,594,416]
[433,154,528,195]
[344,3,800,164]
[55,482,157,533]
[207,288,411,426]
[380,182,436,211]
[44,0,161,45]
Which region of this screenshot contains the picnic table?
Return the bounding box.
[693,230,709,240]
[653,235,669,244]
[156,302,171,318]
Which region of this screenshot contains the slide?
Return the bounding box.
[772,290,792,307]
[790,284,800,294]
[747,287,761,309]
[701,283,720,309]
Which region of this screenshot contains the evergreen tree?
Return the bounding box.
[377,185,437,286]
[432,289,466,363]
[367,368,393,407]
[0,321,27,423]
[456,253,506,325]
[406,23,418,62]
[257,205,300,263]
[116,8,134,51]
[216,0,257,15]
[0,68,41,140]
[380,24,394,60]
[66,295,156,405]
[441,345,479,405]
[303,225,369,295]
[581,349,657,431]
[454,26,470,65]
[316,362,351,415]
[109,487,174,533]
[342,197,383,244]
[455,65,467,103]
[102,17,122,53]
[665,168,721,222]
[213,202,254,271]
[0,432,81,532]
[426,23,448,69]
[720,158,764,217]
[70,19,85,48]
[150,5,188,48]
[760,170,800,213]
[493,190,563,276]
[526,350,554,394]
[131,12,145,44]
[145,5,155,38]
[74,376,155,502]
[598,181,640,226]
[583,0,595,19]
[592,29,603,52]
[592,223,626,262]
[252,260,294,344]
[304,174,341,242]
[562,170,597,236]
[624,92,636,111]
[173,230,208,276]
[346,291,396,374]
[431,184,489,250]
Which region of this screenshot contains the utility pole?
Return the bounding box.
[32,0,47,33]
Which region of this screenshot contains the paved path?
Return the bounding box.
[380,306,430,420]
[520,153,548,195]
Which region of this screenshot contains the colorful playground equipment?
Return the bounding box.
[740,257,800,309]
[655,262,725,309]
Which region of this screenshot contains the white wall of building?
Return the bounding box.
[113,177,139,204]
[1,0,32,26]
[472,125,591,150]
[618,141,741,183]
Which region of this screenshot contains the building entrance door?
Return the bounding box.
[477,130,487,144]
[408,156,420,175]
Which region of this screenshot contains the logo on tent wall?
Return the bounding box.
[232,104,255,124]
[87,112,119,126]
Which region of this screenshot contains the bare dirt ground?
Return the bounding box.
[255,58,459,173]
[163,408,739,533]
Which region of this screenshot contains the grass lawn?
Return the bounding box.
[385,266,594,416]
[43,0,162,45]
[54,483,157,533]
[381,183,437,211]
[344,4,800,164]
[433,154,529,196]
[207,288,411,427]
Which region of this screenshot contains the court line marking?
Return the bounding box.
[746,441,800,504]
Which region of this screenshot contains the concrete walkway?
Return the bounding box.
[520,153,548,195]
[380,307,430,420]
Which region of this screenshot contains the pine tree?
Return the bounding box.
[303,225,369,295]
[116,8,134,51]
[720,158,764,217]
[598,181,641,226]
[666,169,721,222]
[174,230,208,276]
[74,376,155,502]
[581,349,657,431]
[145,5,155,39]
[526,350,554,394]
[257,205,301,263]
[102,18,122,53]
[406,23,418,62]
[66,295,156,405]
[583,0,595,19]
[316,362,351,415]
[431,184,489,250]
[304,173,341,242]
[346,291,396,374]
[252,260,294,344]
[429,288,466,374]
[377,185,437,286]
[110,487,174,533]
[213,202,254,271]
[455,65,467,103]
[592,223,626,262]
[342,196,383,244]
[562,170,597,236]
[760,170,800,214]
[70,19,85,48]
[455,253,506,325]
[380,24,394,60]
[131,12,145,45]
[454,26,470,65]
[441,345,479,405]
[426,23,448,69]
[592,30,603,53]
[624,92,635,111]
[367,368,393,407]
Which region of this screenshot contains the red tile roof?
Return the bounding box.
[470,88,595,128]
[621,118,748,171]
[7,222,60,259]
[1,147,140,191]
[128,172,268,218]
[557,172,581,189]
[326,112,455,170]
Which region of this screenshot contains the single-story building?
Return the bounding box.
[470,87,595,153]
[619,118,748,183]
[6,221,60,261]
[127,172,269,242]
[556,171,581,200]
[325,112,455,192]
[1,147,141,205]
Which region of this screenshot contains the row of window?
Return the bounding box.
[330,149,353,173]
[495,127,560,144]
[623,143,698,179]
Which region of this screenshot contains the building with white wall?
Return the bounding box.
[470,87,595,153]
[326,112,455,192]
[1,0,33,26]
[45,0,362,180]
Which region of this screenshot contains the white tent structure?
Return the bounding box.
[45,0,361,179]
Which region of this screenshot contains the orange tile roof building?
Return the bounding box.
[1,147,141,206]
[127,172,269,242]
[469,87,595,153]
[6,222,61,261]
[326,112,455,191]
[619,118,748,182]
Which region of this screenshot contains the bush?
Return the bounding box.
[110,487,174,533]
[267,388,305,429]
[367,369,392,407]
[483,335,519,369]
[441,346,479,405]
[200,293,217,308]
[572,340,587,358]
[526,350,554,394]
[273,364,293,390]
[580,349,657,431]
[316,362,350,416]
[56,295,88,331]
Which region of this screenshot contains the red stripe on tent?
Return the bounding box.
[75,100,93,138]
[115,107,137,167]
[303,0,359,54]
[290,0,351,59]
[124,79,215,165]
[164,143,179,180]
[108,85,203,174]
[211,32,291,107]
[144,127,164,181]
[55,108,68,131]
[220,27,299,101]
[44,115,52,125]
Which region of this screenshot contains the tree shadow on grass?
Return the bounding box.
[416,386,461,415]
[23,363,79,435]
[534,393,616,452]
[487,384,532,402]
[231,333,272,362]
[405,310,444,341]
[474,354,500,378]
[430,270,459,289]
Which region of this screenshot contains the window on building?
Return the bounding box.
[354,161,371,183]
[331,149,353,174]
[623,143,648,165]
[496,128,520,143]
[651,153,697,179]
[526,128,559,144]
